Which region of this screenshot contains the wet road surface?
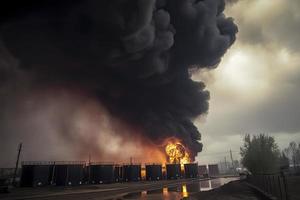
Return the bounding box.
[0,177,246,200]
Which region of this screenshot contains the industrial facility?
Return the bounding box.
[20,161,85,187]
[19,161,215,187]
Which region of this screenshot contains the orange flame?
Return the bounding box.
[165,140,191,164]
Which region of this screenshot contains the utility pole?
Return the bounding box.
[51,162,56,185]
[88,153,91,184]
[230,149,234,169]
[12,143,22,186]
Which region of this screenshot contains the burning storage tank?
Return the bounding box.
[166,164,181,179]
[198,165,208,178]
[165,140,191,165]
[20,162,54,187]
[145,164,162,181]
[184,163,198,178]
[122,164,141,182]
[52,162,85,186]
[89,163,114,184]
[208,164,220,177]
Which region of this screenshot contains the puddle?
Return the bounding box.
[199,177,239,191]
[122,177,239,200]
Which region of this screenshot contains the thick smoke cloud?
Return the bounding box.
[0,0,237,159]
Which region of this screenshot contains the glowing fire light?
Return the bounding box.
[165,141,191,164]
[182,184,189,198]
[163,187,169,196]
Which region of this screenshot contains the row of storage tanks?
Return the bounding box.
[20,161,219,187]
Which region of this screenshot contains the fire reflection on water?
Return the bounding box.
[161,186,186,200]
[162,184,189,198]
[124,178,239,200]
[163,187,168,196]
[182,184,189,198]
[141,190,147,199]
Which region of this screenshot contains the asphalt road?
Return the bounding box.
[0,179,204,200]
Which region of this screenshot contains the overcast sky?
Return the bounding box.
[195,0,300,164]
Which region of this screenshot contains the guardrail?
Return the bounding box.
[246,172,289,200]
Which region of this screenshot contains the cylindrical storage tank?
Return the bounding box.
[53,162,85,186]
[198,165,208,178]
[208,164,220,177]
[122,164,141,182]
[166,164,181,179]
[145,164,162,181]
[114,165,123,182]
[89,163,114,184]
[20,162,53,187]
[184,163,198,178]
[20,165,35,187]
[83,165,89,184]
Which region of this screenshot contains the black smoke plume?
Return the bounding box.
[0,0,237,160]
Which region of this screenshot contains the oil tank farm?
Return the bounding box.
[52,162,85,186]
[122,164,141,182]
[198,165,208,178]
[145,164,162,181]
[20,161,209,186]
[20,162,53,187]
[184,163,198,178]
[208,164,220,177]
[89,163,114,184]
[166,164,181,179]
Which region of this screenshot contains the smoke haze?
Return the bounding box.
[0,0,237,166]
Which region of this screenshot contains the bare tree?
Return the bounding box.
[284,142,300,169]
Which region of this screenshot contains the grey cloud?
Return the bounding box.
[228,0,300,51]
[194,0,300,163]
[198,69,300,136]
[198,0,300,136]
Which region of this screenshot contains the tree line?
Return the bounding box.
[240,134,300,174]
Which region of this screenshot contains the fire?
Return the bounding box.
[165,141,191,164]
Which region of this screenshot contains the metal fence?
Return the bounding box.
[21,161,86,165]
[246,172,289,200]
